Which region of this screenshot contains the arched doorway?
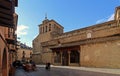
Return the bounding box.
[2,48,7,76]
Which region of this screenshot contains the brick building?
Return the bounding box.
[0,0,18,76]
[33,6,120,68]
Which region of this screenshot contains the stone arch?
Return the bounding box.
[2,48,7,76]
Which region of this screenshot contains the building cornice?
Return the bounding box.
[60,20,116,36]
[49,35,120,49]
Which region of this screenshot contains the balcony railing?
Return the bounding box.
[9,44,16,51]
[5,33,15,40]
[5,33,17,44]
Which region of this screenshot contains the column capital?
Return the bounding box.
[77,50,80,53]
[68,51,71,54]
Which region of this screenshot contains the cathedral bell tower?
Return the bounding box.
[38,16,64,42]
[115,6,120,26]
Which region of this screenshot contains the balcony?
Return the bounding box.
[9,44,16,52]
[5,34,17,44]
[16,41,21,49]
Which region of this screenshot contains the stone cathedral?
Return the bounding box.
[33,6,120,68]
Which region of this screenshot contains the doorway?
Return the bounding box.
[62,51,68,66]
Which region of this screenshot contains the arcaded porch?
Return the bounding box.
[51,45,80,66]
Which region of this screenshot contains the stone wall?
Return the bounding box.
[40,20,120,68]
[57,22,118,43]
[41,52,52,64]
[39,32,52,42]
[33,6,120,68]
[0,31,9,76]
[32,54,42,64]
[80,40,120,68]
[42,21,120,47]
[32,37,41,54]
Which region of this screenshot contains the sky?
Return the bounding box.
[16,0,120,47]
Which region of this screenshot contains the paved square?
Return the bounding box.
[15,67,120,76]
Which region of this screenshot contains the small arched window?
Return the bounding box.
[49,24,51,31]
[46,26,47,32]
[40,27,42,33]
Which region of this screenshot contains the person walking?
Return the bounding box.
[45,62,51,70]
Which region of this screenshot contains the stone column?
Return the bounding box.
[68,51,71,66]
[60,51,62,65]
[52,52,55,65]
[78,50,81,66]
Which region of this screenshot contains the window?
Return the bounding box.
[22,51,25,57]
[108,24,112,26]
[8,28,13,37]
[49,24,51,31]
[87,32,91,38]
[46,26,47,32]
[40,27,42,33]
[8,28,10,37]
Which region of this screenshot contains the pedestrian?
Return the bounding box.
[45,62,51,70]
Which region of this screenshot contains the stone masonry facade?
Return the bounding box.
[33,6,120,68]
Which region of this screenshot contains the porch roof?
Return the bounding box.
[50,35,120,49]
[50,42,80,49]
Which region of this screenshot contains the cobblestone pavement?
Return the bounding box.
[15,67,120,76]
